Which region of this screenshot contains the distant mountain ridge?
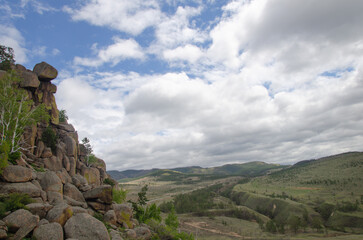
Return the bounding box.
[107,161,289,180]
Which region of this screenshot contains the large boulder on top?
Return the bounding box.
[64,213,110,240]
[33,61,58,81]
[1,165,33,183]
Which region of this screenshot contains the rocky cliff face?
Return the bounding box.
[0,63,151,240]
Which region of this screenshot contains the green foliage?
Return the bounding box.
[0,141,9,173]
[148,219,194,240]
[0,71,50,157]
[103,178,115,187]
[41,126,57,152]
[336,201,359,212]
[129,185,161,223]
[165,206,179,229]
[8,151,21,164]
[288,215,301,234]
[0,193,34,218]
[59,109,69,123]
[0,45,15,71]
[112,188,127,204]
[159,201,174,213]
[173,188,216,214]
[265,220,277,233]
[82,137,95,166]
[315,202,335,221]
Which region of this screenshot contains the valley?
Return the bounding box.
[118,152,363,239]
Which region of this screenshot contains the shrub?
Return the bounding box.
[0,142,9,174]
[41,126,57,152]
[59,109,68,123]
[159,201,174,213]
[165,206,179,229]
[0,193,34,218]
[103,178,115,187]
[112,188,127,204]
[266,220,277,233]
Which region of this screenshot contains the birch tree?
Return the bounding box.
[0,71,49,156]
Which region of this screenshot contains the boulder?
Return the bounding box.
[113,204,133,228]
[44,156,63,171]
[125,229,137,239]
[57,123,75,132]
[64,196,87,208]
[104,210,117,225]
[64,213,110,240]
[64,183,86,203]
[47,191,63,205]
[0,220,7,239]
[64,135,77,157]
[56,168,72,184]
[135,226,152,240]
[81,166,100,186]
[71,206,88,214]
[41,147,53,158]
[3,209,39,239]
[40,171,63,193]
[63,155,71,172]
[33,61,58,81]
[0,182,44,199]
[87,201,111,212]
[46,203,73,226]
[26,203,53,219]
[83,185,112,204]
[1,165,33,183]
[35,141,45,158]
[109,229,123,240]
[19,70,40,88]
[68,157,76,176]
[33,222,63,240]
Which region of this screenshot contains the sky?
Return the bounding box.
[1,0,363,171]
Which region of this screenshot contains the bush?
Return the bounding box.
[165,206,179,229]
[41,126,57,152]
[266,220,277,233]
[59,109,68,123]
[0,142,9,174]
[315,202,335,221]
[0,193,34,218]
[103,178,115,187]
[112,188,127,204]
[159,201,174,213]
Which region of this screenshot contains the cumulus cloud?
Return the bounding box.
[74,38,145,67]
[64,0,162,35]
[56,0,363,170]
[0,24,27,63]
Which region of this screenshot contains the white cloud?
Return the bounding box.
[20,0,56,14]
[57,0,363,170]
[74,38,145,67]
[163,44,203,63]
[0,25,27,63]
[64,0,162,35]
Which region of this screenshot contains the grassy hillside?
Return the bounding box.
[232,152,363,233]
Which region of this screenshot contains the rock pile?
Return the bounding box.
[0,63,151,240]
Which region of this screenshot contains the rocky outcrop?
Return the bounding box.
[0,63,149,240]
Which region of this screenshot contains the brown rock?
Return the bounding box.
[33,61,58,81]
[104,210,117,225]
[81,166,100,187]
[56,168,72,184]
[113,204,133,228]
[47,191,63,205]
[57,123,75,132]
[43,156,63,172]
[33,222,63,240]
[40,171,63,193]
[41,147,53,158]
[64,213,110,240]
[19,70,40,88]
[87,201,112,212]
[63,156,71,171]
[64,135,77,157]
[83,185,112,204]
[64,183,86,203]
[69,157,76,176]
[26,203,53,219]
[109,229,123,240]
[135,226,152,240]
[46,203,73,226]
[1,165,32,183]
[3,209,39,239]
[35,141,45,158]
[125,229,137,239]
[0,182,44,199]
